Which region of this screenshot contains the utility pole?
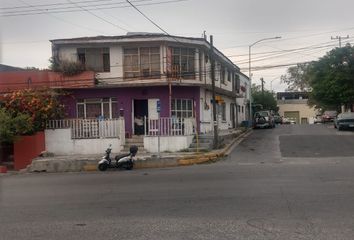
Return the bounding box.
[210,35,218,149]
[260,77,265,95]
[331,35,349,48]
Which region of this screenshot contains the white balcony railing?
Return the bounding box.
[144,117,196,136]
[47,118,124,139]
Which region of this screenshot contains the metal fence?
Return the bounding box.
[144,117,196,136]
[47,118,123,139]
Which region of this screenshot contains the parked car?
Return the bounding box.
[314,114,323,124]
[253,110,275,129]
[282,117,296,124]
[321,111,337,123]
[334,112,354,130]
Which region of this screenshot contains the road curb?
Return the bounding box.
[176,128,252,166]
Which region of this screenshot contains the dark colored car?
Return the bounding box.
[321,111,337,123]
[274,115,283,124]
[253,110,275,129]
[334,112,354,130]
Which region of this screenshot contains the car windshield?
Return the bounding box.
[324,111,337,116]
[338,113,354,119]
[256,111,269,117]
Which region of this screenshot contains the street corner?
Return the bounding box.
[178,152,220,166]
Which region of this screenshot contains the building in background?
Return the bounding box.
[277,92,318,124]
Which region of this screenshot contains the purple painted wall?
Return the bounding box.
[62,86,200,136]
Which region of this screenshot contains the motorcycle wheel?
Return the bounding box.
[125,162,134,170]
[98,162,108,171]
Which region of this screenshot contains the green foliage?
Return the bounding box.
[0,108,33,144]
[282,44,354,110]
[308,44,354,109]
[2,88,65,132]
[281,63,311,91]
[49,57,86,76]
[251,84,278,112]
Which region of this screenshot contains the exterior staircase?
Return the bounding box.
[187,135,214,152]
[123,135,147,154]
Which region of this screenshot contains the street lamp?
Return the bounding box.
[248,36,281,127]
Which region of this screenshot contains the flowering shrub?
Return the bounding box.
[2,88,65,131]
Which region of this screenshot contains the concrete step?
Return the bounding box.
[126,138,144,143]
[123,146,146,152]
[183,147,211,153]
[189,142,212,148]
[192,138,213,144]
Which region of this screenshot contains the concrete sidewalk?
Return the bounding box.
[26,128,251,173]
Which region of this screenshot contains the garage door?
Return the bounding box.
[284,111,300,124]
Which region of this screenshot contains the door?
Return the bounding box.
[133,99,148,135]
[284,111,300,124]
[148,99,159,120]
[230,103,236,128]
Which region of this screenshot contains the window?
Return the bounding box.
[220,102,226,121]
[171,99,193,118]
[238,105,241,112]
[235,74,240,92]
[123,47,160,79]
[172,47,195,79]
[227,71,231,82]
[220,66,225,84]
[242,106,244,113]
[77,48,110,72]
[77,98,118,119]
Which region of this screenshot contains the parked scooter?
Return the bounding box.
[98,144,138,171]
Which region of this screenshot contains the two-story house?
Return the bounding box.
[51,33,245,138]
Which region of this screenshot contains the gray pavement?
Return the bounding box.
[1,124,354,240]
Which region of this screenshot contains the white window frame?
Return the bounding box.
[77,97,117,119]
[171,99,194,118]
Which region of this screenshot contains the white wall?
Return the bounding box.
[45,129,123,155]
[199,88,236,133]
[144,135,194,153]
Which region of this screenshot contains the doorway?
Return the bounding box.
[133,99,148,135]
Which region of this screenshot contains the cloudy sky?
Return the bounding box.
[1,0,354,92]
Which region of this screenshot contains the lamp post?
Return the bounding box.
[248,36,281,127]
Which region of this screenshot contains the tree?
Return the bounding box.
[281,63,311,91]
[2,88,65,132]
[308,44,354,110]
[251,84,278,112]
[0,108,33,144]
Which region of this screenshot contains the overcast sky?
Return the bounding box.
[1,0,354,92]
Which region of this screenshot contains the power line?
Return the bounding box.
[125,0,171,36]
[66,0,129,32]
[0,0,187,17]
[16,0,108,35]
[235,44,335,65]
[0,0,120,10]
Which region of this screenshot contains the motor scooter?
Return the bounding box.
[98,144,138,171]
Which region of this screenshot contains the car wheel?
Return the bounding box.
[338,126,343,131]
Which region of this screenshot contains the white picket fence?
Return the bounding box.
[144,117,196,136]
[47,118,124,139]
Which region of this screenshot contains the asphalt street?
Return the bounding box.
[1,124,354,240]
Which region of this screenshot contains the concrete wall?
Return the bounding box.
[45,129,123,155]
[277,101,318,124]
[144,135,194,152]
[199,87,236,133]
[14,131,45,170]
